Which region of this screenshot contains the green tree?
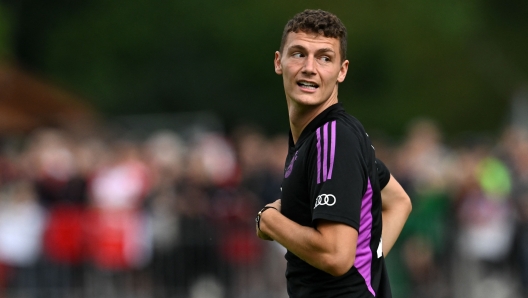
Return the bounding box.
[0,3,12,61]
[4,0,528,136]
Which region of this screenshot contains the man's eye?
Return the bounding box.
[320,56,331,62]
[292,53,303,58]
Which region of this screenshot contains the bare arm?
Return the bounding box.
[257,199,358,276]
[381,174,412,256]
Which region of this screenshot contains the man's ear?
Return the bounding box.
[274,51,282,75]
[337,60,349,83]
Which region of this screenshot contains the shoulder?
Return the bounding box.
[336,111,368,137]
[319,117,367,147]
[299,110,370,159]
[302,118,367,162]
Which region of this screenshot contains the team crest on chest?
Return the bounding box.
[284,151,298,178]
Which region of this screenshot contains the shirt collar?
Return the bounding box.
[288,103,345,149]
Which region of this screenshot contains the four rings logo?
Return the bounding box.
[314,194,337,209]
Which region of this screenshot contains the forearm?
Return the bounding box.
[381,175,412,256]
[259,208,356,276]
[382,207,409,256]
[260,209,328,269]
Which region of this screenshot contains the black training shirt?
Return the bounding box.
[281,103,392,298]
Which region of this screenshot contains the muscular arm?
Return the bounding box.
[257,200,358,277]
[381,174,412,256]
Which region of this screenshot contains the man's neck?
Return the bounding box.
[288,99,337,144]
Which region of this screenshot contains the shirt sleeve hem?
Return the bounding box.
[312,214,360,232]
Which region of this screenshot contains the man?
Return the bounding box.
[256,9,412,297]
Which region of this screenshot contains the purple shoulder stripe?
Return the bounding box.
[316,128,322,184]
[316,121,336,184]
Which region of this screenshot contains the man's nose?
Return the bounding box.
[302,55,316,74]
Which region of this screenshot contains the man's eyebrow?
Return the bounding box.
[287,45,336,55]
[287,44,307,52]
[315,48,336,55]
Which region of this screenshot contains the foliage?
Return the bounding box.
[0,4,12,60]
[3,0,528,136]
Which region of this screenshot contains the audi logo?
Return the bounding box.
[314,194,337,209]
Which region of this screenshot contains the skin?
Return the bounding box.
[274,31,349,144]
[259,31,357,276]
[258,30,412,277]
[380,175,412,256]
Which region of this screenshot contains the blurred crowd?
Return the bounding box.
[0,117,528,298]
[0,124,288,298]
[375,119,528,298]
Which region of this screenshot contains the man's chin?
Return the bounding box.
[289,94,324,106]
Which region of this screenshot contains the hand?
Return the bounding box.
[267,199,281,212]
[256,199,281,241]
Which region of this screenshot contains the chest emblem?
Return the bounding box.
[284,151,298,178]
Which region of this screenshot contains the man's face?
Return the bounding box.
[275,31,349,108]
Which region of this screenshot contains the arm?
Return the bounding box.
[381,174,412,256]
[257,199,358,277]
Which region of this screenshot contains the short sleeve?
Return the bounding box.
[376,158,391,189]
[308,120,367,231]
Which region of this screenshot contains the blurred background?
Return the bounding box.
[0,0,527,297]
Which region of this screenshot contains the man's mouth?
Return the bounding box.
[297,81,319,90]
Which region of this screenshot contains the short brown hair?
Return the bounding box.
[279,9,347,62]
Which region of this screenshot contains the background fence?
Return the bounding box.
[0,115,528,298]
